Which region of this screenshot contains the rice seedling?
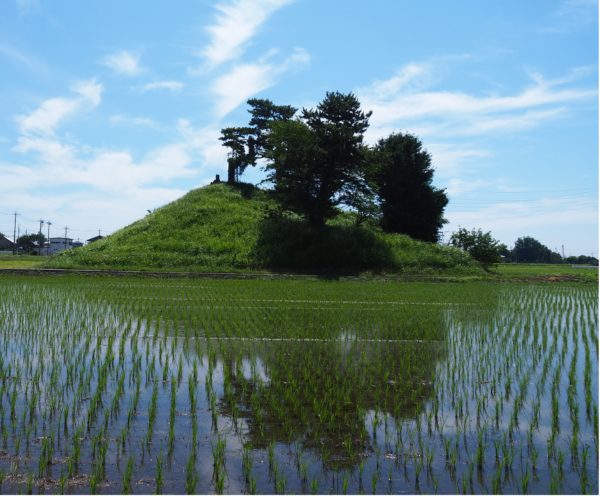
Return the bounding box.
[155,452,164,494]
[122,456,134,494]
[185,451,198,494]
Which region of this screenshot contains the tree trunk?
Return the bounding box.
[227,159,236,184]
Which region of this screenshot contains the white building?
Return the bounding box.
[48,237,83,255]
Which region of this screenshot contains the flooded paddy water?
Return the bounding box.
[0,275,597,494]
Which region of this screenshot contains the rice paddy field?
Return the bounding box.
[0,274,597,494]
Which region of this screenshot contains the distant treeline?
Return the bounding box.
[502,236,597,265]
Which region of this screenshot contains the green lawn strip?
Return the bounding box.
[0,255,48,269]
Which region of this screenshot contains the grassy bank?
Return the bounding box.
[46,184,481,275]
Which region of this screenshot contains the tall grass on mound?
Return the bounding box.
[46,183,479,274]
[47,184,269,271]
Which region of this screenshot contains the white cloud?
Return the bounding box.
[13,136,75,164]
[110,114,158,128]
[0,131,213,236]
[201,0,293,69]
[139,80,185,92]
[365,63,432,99]
[177,120,227,169]
[101,50,144,76]
[212,48,309,117]
[458,107,567,135]
[16,79,103,136]
[357,63,596,135]
[421,143,492,176]
[71,79,103,106]
[356,63,596,184]
[9,139,196,192]
[443,178,488,197]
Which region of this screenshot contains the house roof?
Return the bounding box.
[0,234,15,246]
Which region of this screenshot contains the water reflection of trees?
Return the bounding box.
[217,338,445,469]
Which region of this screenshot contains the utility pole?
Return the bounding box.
[12,212,18,255]
[562,245,565,259]
[64,226,69,250]
[38,219,44,255]
[46,221,52,255]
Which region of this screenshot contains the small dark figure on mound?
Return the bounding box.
[211,174,221,184]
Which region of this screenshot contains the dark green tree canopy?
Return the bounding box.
[220,92,448,242]
[219,99,297,184]
[512,236,562,263]
[264,92,371,226]
[372,133,448,242]
[246,98,297,162]
[17,233,46,254]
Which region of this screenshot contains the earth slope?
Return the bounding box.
[47,184,479,274]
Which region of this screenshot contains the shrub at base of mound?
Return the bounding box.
[255,217,396,272]
[255,216,477,274]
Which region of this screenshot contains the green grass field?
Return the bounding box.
[495,262,598,282]
[0,255,48,269]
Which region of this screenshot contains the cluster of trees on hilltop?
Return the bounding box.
[220,92,448,242]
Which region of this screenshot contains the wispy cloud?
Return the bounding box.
[357,63,596,143]
[425,143,491,176]
[16,79,103,136]
[448,197,597,234]
[212,47,309,117]
[139,80,185,92]
[0,42,48,74]
[177,119,228,168]
[201,0,293,69]
[542,0,598,33]
[443,178,488,196]
[101,50,144,76]
[7,138,196,193]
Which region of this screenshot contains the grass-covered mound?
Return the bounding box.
[47,183,480,274]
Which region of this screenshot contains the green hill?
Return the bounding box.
[46,184,481,274]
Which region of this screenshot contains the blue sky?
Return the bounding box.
[0,0,597,256]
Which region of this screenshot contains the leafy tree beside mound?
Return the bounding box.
[449,227,502,268]
[370,133,448,242]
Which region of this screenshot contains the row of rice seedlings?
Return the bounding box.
[0,276,595,493]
